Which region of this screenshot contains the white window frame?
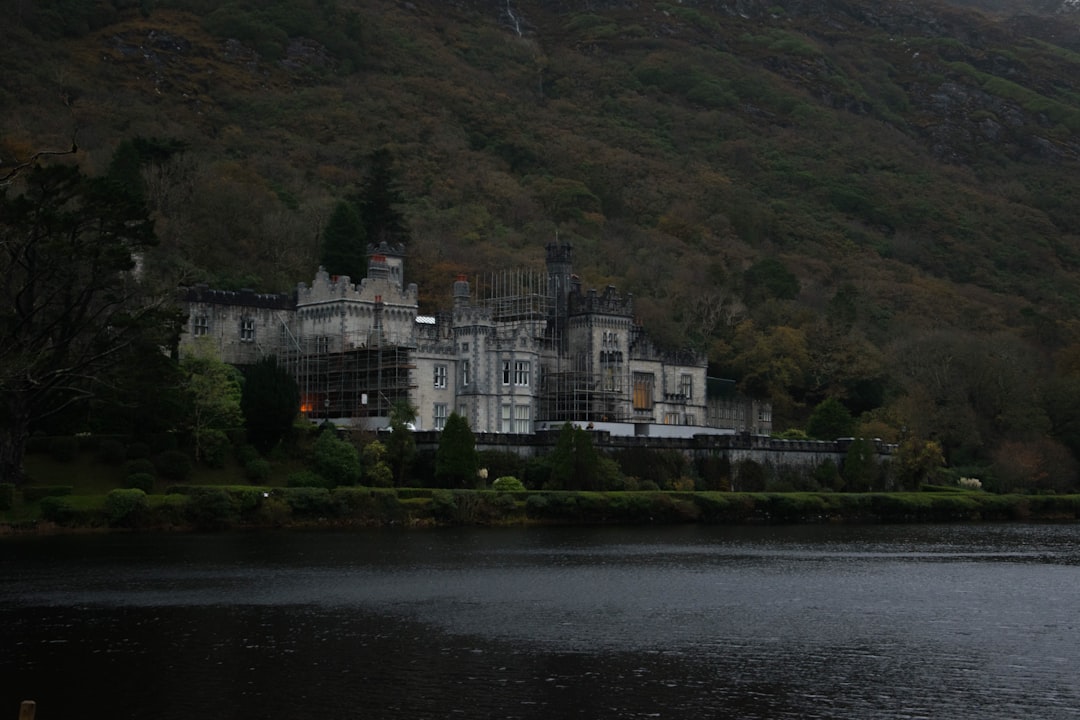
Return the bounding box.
[501,404,513,433]
[514,404,531,434]
[434,403,448,430]
[461,359,470,387]
[434,364,447,389]
[680,373,693,401]
[514,360,530,387]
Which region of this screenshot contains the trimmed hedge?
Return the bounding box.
[23,485,74,502]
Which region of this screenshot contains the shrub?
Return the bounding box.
[40,496,77,524]
[278,487,333,516]
[105,488,149,527]
[97,438,127,465]
[236,444,261,466]
[245,458,273,482]
[0,483,14,510]
[492,476,526,492]
[331,486,374,516]
[186,487,238,529]
[312,430,361,486]
[126,459,157,477]
[125,473,155,493]
[431,489,457,522]
[478,450,526,481]
[287,470,329,488]
[22,486,73,502]
[524,493,549,517]
[154,450,192,482]
[49,436,79,462]
[198,429,231,469]
[608,492,656,522]
[364,462,394,487]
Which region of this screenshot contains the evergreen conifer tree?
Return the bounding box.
[435,413,478,488]
[320,200,366,280]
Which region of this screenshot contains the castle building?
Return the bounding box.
[178,241,771,437]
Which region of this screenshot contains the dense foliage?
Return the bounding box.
[4,0,1080,487]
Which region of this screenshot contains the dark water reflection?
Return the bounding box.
[3,524,1080,719]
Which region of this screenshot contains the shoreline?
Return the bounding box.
[3,487,1079,535]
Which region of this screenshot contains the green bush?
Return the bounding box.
[49,436,79,462]
[277,487,333,516]
[105,488,149,527]
[150,493,192,526]
[0,483,14,511]
[154,450,192,482]
[364,461,394,488]
[431,489,457,522]
[236,444,261,466]
[39,495,103,526]
[524,493,549,517]
[331,486,374,516]
[23,485,74,502]
[185,487,238,529]
[608,492,656,522]
[312,430,361,486]
[287,470,328,488]
[198,429,231,469]
[492,476,526,492]
[245,458,273,482]
[125,473,155,493]
[40,496,77,524]
[126,459,157,477]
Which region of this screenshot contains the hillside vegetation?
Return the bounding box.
[4,0,1080,486]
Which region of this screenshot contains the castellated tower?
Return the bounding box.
[545,240,573,322]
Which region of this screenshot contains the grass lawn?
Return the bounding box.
[21,450,308,494]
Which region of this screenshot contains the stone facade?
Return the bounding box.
[178,241,772,436]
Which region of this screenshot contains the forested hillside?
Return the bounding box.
[3,0,1080,488]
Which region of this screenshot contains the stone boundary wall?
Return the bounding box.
[413,431,895,469]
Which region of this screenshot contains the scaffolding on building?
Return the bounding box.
[468,268,632,424]
[273,314,416,424]
[471,268,552,323]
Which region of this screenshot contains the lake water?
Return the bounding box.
[3,523,1080,719]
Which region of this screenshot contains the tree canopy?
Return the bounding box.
[241,355,300,453]
[435,412,478,488]
[0,162,176,484]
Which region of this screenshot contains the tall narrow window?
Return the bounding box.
[434,403,448,430]
[501,404,513,433]
[680,373,693,401]
[461,359,470,387]
[514,404,531,434]
[514,361,530,386]
[502,360,511,385]
[240,316,255,343]
[434,364,447,389]
[600,351,622,391]
[633,372,654,411]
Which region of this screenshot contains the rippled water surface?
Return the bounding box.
[4,524,1080,719]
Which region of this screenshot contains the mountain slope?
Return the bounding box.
[4,0,1080,474]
